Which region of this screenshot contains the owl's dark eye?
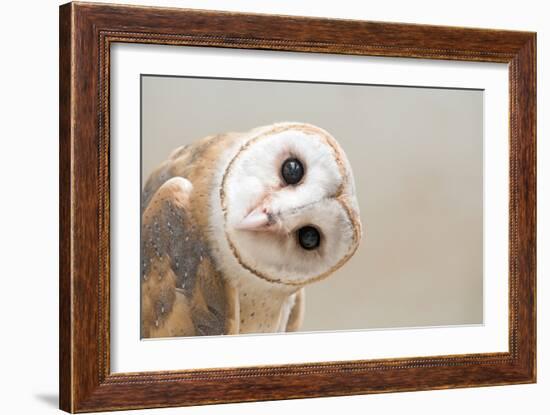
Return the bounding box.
[281,158,304,185]
[297,226,320,250]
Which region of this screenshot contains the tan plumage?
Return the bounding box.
[141,123,361,338]
[141,178,238,337]
[141,134,242,338]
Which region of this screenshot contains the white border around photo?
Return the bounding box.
[110,43,509,374]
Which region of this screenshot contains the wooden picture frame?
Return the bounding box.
[59,2,536,412]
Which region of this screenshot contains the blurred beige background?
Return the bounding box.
[142,75,483,331]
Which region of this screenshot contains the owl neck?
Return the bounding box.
[234,272,300,333]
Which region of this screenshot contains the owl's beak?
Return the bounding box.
[235,206,277,231]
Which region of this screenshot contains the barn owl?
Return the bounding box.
[141,122,362,338]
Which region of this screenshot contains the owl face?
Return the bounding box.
[218,123,362,286]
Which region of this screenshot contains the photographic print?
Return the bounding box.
[140,76,483,338]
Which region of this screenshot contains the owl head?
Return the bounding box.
[217,122,362,287]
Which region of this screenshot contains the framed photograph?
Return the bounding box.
[59,2,536,412]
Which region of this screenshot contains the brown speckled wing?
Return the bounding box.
[140,177,237,338]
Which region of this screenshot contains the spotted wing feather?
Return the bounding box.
[141,177,238,338]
